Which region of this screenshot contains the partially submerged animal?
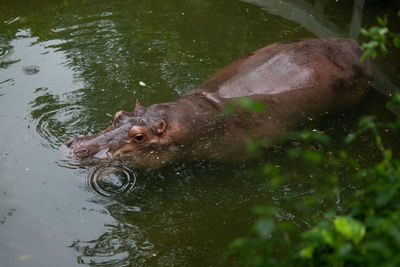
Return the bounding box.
[66,38,375,167]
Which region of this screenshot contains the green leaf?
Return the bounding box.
[394,36,400,48]
[361,49,372,62]
[345,133,357,144]
[338,243,353,257]
[387,92,400,108]
[376,191,390,207]
[299,245,315,259]
[321,229,336,247]
[358,115,376,129]
[379,42,388,55]
[388,225,400,244]
[311,132,331,144]
[363,40,379,49]
[377,16,385,26]
[368,26,380,36]
[360,28,368,36]
[302,150,323,164]
[229,237,246,249]
[378,27,388,37]
[255,218,274,239]
[334,217,366,244]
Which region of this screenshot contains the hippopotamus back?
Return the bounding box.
[190,38,374,110]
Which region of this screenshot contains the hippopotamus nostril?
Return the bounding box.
[74,148,92,158]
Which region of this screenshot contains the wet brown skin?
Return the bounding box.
[66,38,375,168]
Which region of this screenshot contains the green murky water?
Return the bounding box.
[1,0,399,266]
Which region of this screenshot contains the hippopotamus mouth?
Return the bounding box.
[66,136,115,160]
[68,143,111,159]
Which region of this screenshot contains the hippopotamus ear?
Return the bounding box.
[154,120,167,136]
[134,99,146,117]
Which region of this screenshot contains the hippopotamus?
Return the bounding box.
[66,38,375,167]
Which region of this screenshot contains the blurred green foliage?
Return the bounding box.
[225,12,400,267]
[360,11,400,61]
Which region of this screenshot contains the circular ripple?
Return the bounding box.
[88,164,136,197]
[34,104,90,149]
[30,88,106,150]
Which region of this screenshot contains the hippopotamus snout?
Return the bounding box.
[67,140,114,159]
[66,122,135,159]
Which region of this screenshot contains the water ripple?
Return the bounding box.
[30,88,100,149]
[34,103,89,149]
[88,164,137,198]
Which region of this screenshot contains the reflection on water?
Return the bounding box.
[69,220,154,266]
[0,0,399,266]
[0,44,12,58]
[0,35,19,70]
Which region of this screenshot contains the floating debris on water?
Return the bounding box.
[23,66,40,74]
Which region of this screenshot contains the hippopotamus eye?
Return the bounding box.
[133,133,146,143]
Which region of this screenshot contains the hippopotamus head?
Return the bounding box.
[66,100,185,166]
